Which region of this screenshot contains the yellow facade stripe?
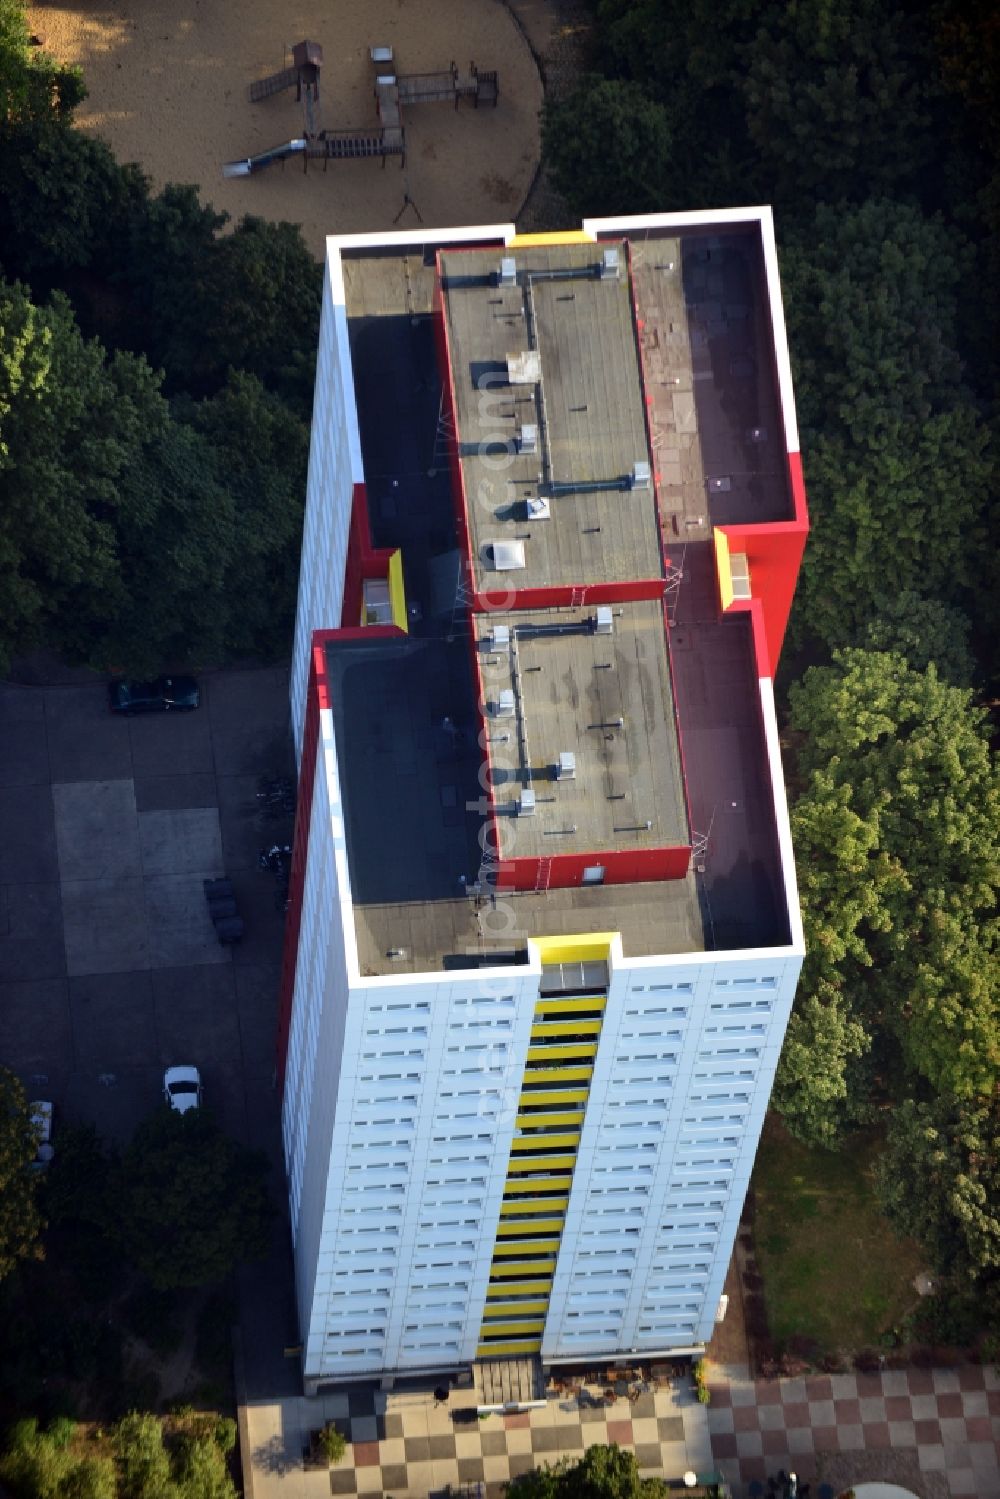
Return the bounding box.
[535,996,607,1017]
[531,1019,603,1040]
[496,1217,565,1238]
[510,1131,580,1152]
[518,1087,590,1107]
[500,1196,569,1218]
[476,1349,539,1361]
[482,1296,551,1316]
[387,550,408,632]
[506,1153,578,1174]
[487,1276,553,1295]
[526,1043,598,1065]
[522,1064,594,1084]
[503,1174,573,1196]
[531,933,617,966]
[479,1317,546,1336]
[508,230,595,247]
[516,1110,585,1130]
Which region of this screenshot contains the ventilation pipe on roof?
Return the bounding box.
[498,256,517,288]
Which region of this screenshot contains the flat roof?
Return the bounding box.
[473,598,689,858]
[438,242,664,593]
[331,228,793,975]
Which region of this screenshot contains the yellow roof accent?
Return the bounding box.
[531,933,617,966]
[508,230,595,247]
[388,549,408,632]
[713,527,734,612]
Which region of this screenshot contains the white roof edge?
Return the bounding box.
[324,254,365,484]
[326,223,516,254]
[757,676,805,955]
[317,706,362,983]
[582,207,772,234]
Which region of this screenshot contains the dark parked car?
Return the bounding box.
[108,676,200,714]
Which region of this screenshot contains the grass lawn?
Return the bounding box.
[752,1119,924,1353]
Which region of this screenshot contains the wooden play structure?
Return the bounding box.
[223,42,498,178]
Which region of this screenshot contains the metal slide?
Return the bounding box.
[222,139,307,177]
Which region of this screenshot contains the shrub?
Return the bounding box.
[212,1421,236,1458]
[315,1425,347,1464]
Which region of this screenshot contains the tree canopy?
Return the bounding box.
[507,1444,668,1498]
[776,649,1000,1144]
[0,1065,44,1282]
[114,1108,272,1290]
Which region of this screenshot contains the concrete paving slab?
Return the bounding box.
[0,977,72,1072]
[0,784,60,884]
[151,964,241,1067]
[61,876,150,975]
[53,780,141,882]
[234,964,281,1078]
[128,701,214,777]
[68,970,157,1068]
[207,667,293,777]
[138,806,223,877]
[64,1065,164,1145]
[134,774,218,813]
[144,874,232,968]
[228,871,289,968]
[44,685,134,781]
[218,774,287,872]
[0,884,66,981]
[0,685,50,786]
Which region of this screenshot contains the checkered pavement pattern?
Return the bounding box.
[319,1383,711,1498]
[708,1364,1000,1499]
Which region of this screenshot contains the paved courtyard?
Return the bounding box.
[709,1362,1000,1498]
[0,668,293,1152]
[243,1380,712,1499]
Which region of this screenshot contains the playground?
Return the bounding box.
[27,0,544,257]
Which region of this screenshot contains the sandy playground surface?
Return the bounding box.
[28,0,544,258]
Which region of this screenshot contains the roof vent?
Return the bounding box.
[517,423,537,454]
[555,751,576,781]
[507,351,541,386]
[483,538,526,571]
[490,624,510,651]
[594,605,614,635]
[631,460,651,489]
[518,787,536,817]
[526,495,551,521]
[600,246,621,281]
[499,256,517,288]
[493,688,515,718]
[369,45,393,63]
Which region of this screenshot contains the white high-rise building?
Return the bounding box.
[278,210,808,1394]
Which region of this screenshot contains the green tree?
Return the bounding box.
[542,77,674,218]
[508,1444,667,1497]
[0,1065,43,1281]
[114,1415,177,1499]
[777,650,1000,1143]
[0,278,167,667]
[741,0,942,207]
[875,1096,1000,1327]
[174,1437,236,1499]
[862,590,975,686]
[60,1459,117,1499]
[0,0,84,126]
[0,1419,74,1499]
[115,1110,272,1290]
